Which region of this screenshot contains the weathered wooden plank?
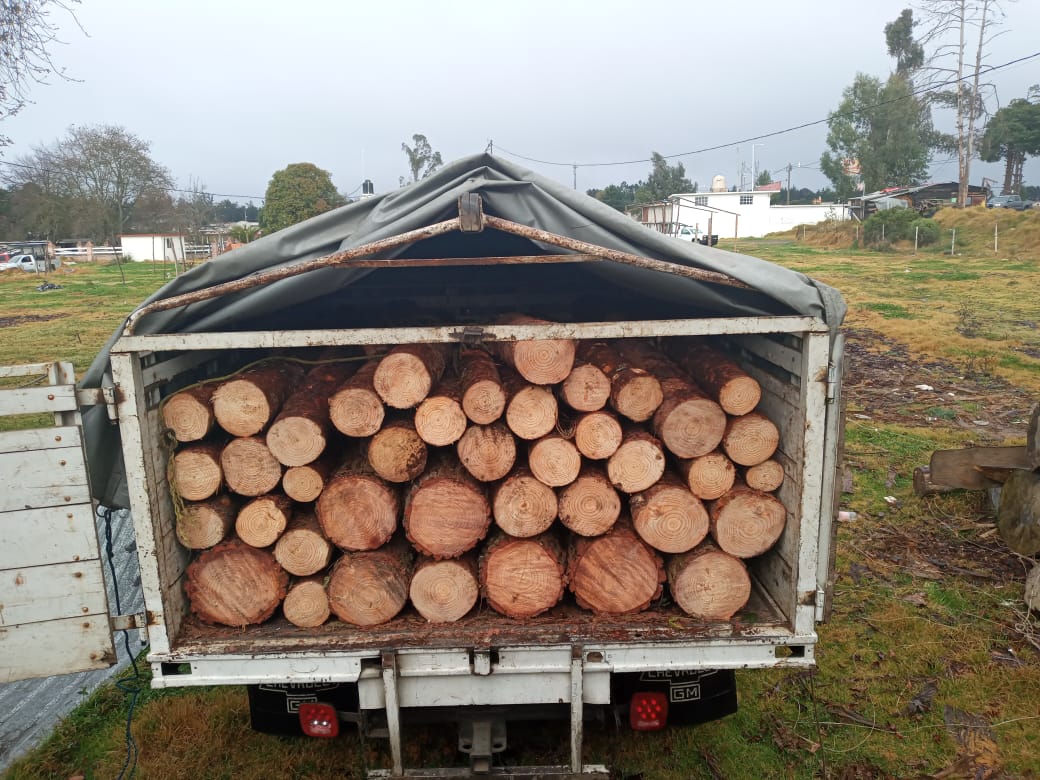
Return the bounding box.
[0,426,81,455]
[0,446,91,512]
[0,504,99,569]
[928,446,1031,490]
[0,385,78,416]
[1027,403,1039,469]
[0,617,114,682]
[0,560,108,626]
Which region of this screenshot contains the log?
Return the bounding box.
[456,422,517,482]
[709,482,787,558]
[480,530,566,618]
[172,441,224,501]
[185,537,289,626]
[1025,564,1040,613]
[573,410,623,460]
[567,517,665,614]
[329,358,386,437]
[503,368,558,441]
[282,575,330,628]
[927,446,1031,490]
[409,555,480,623]
[492,466,559,538]
[273,510,335,576]
[366,417,428,483]
[282,450,337,503]
[493,314,576,385]
[235,492,294,548]
[176,495,237,550]
[374,343,449,409]
[1028,403,1040,469]
[630,470,709,553]
[220,436,284,497]
[721,411,779,467]
[912,465,959,496]
[666,340,761,416]
[211,360,305,437]
[667,542,751,620]
[162,385,216,442]
[559,362,611,413]
[606,427,666,494]
[415,376,468,446]
[996,469,1040,555]
[528,433,582,487]
[315,450,399,551]
[327,538,413,626]
[576,341,663,422]
[743,459,785,493]
[459,348,507,424]
[404,453,491,558]
[557,464,621,537]
[676,449,736,501]
[265,362,356,466]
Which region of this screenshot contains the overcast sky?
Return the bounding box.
[3,0,1039,204]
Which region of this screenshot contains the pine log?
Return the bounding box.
[185,537,289,626]
[493,314,576,385]
[162,385,216,442]
[480,530,567,618]
[235,492,294,548]
[273,510,335,576]
[220,436,284,497]
[404,453,491,558]
[326,538,413,626]
[743,459,785,493]
[667,542,751,620]
[666,340,761,416]
[709,482,787,558]
[677,449,736,501]
[503,368,558,440]
[576,341,664,423]
[415,376,468,446]
[265,362,357,466]
[282,450,337,503]
[282,575,330,628]
[459,348,507,424]
[558,464,621,537]
[374,343,449,409]
[172,441,224,501]
[211,360,305,437]
[912,465,959,497]
[409,555,480,623]
[559,362,611,412]
[721,411,780,467]
[176,495,238,550]
[629,470,709,553]
[567,516,665,614]
[606,427,666,494]
[366,417,428,483]
[996,469,1040,555]
[316,450,399,551]
[1025,564,1040,613]
[573,410,623,460]
[329,358,385,437]
[457,422,517,482]
[1027,403,1039,469]
[528,433,582,488]
[492,466,559,538]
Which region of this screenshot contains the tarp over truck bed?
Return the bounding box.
[81,153,845,509]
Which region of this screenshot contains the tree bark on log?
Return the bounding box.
[172,440,225,501]
[185,537,289,626]
[366,417,428,483]
[503,368,558,441]
[177,494,237,550]
[456,422,517,482]
[282,575,330,628]
[404,453,491,558]
[576,341,663,422]
[415,376,468,446]
[996,468,1040,555]
[235,492,294,548]
[666,340,761,416]
[630,470,709,553]
[667,542,751,620]
[528,432,582,487]
[567,517,665,614]
[316,450,399,551]
[573,410,623,460]
[162,385,216,443]
[220,436,284,497]
[676,449,736,501]
[743,459,785,493]
[327,538,413,626]
[274,510,335,576]
[480,530,567,618]
[559,361,611,413]
[493,314,576,385]
[329,358,385,437]
[492,465,559,538]
[212,360,305,437]
[409,555,479,623]
[265,362,357,466]
[282,450,337,503]
[721,411,780,467]
[1027,403,1040,469]
[374,343,449,409]
[709,482,787,558]
[558,464,621,537]
[459,348,507,424]
[606,427,666,494]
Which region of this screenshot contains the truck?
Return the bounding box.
[0,155,846,777]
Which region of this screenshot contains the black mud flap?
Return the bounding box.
[612,669,737,727]
[246,683,360,736]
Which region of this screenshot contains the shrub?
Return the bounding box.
[910,218,940,246]
[863,207,916,244]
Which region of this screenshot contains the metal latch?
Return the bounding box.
[76,384,119,420]
[814,589,827,622]
[110,612,147,632]
[451,325,488,344]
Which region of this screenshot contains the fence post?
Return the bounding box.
[950,228,956,256]
[994,221,998,253]
[914,226,919,255]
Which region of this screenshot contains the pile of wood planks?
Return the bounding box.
[167,318,788,628]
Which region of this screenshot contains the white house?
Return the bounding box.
[119,233,189,262]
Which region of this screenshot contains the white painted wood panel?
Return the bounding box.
[0,617,114,683]
[0,426,81,455]
[0,504,98,569]
[0,446,91,512]
[0,386,78,416]
[0,560,108,626]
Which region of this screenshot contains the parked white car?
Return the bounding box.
[0,254,52,272]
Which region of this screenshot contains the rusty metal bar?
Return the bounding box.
[289,253,603,269]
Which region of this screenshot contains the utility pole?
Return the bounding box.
[572,163,577,190]
[786,163,792,206]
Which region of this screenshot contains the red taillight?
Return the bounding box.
[629,691,668,731]
[298,702,339,738]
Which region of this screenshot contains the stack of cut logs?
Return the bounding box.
[168,315,786,629]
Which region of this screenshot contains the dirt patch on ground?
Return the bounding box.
[0,313,64,328]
